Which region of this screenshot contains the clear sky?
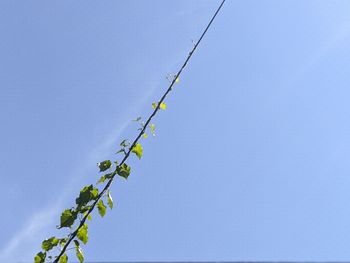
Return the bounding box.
[1,0,350,262]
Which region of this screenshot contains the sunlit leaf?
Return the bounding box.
[149,124,155,136]
[42,237,59,251]
[97,175,106,184]
[34,252,46,263]
[76,185,99,208]
[59,254,68,263]
[143,133,148,139]
[132,143,143,159]
[76,246,84,263]
[116,163,131,179]
[175,77,180,83]
[97,171,116,185]
[91,188,98,198]
[152,102,166,110]
[107,191,113,209]
[97,160,112,172]
[77,224,88,245]
[97,200,106,217]
[60,209,77,228]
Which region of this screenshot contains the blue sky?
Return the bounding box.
[1,0,350,262]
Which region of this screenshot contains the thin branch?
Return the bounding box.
[53,0,226,261]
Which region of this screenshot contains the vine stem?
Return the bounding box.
[53,0,226,261]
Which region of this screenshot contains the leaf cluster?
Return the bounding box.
[35,39,182,263]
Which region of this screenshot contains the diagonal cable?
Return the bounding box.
[54,0,226,261]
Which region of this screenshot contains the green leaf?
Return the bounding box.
[97,172,115,184]
[107,191,113,209]
[98,160,112,172]
[120,139,129,147]
[132,143,143,159]
[75,245,84,263]
[175,77,180,83]
[34,252,46,263]
[152,102,166,110]
[59,254,68,263]
[106,172,115,179]
[149,124,155,136]
[59,238,67,247]
[97,200,106,217]
[41,236,59,251]
[91,188,98,198]
[77,224,88,245]
[83,211,92,220]
[116,163,131,179]
[133,116,142,122]
[60,209,77,228]
[79,205,91,214]
[76,185,99,208]
[74,240,80,247]
[116,148,126,155]
[143,133,148,139]
[97,175,106,184]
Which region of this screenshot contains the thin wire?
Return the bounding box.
[120,0,226,168]
[54,0,226,261]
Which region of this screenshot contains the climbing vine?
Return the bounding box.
[35,98,170,263]
[34,1,225,262]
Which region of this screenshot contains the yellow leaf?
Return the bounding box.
[149,124,155,136]
[152,102,166,110]
[160,102,166,110]
[131,143,143,159]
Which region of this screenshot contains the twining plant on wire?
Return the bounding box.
[34,1,226,262]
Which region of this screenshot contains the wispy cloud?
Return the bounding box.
[0,124,130,262]
[287,23,350,87]
[0,80,159,262]
[0,204,60,262]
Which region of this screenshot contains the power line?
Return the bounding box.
[119,0,226,168]
[53,1,226,261]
